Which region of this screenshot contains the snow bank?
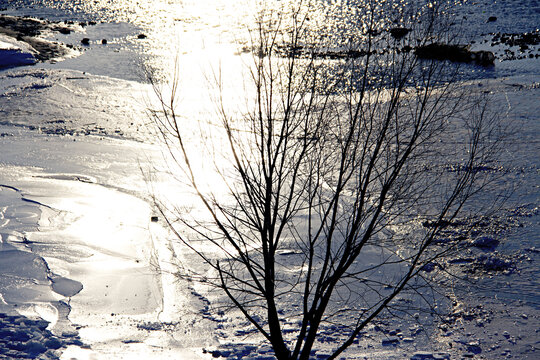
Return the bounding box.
[0,313,83,360]
[0,34,37,68]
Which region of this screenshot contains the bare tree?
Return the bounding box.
[149,1,505,359]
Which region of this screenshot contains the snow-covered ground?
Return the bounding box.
[0,33,37,67]
[0,1,538,359]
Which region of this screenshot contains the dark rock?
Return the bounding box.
[12,330,31,342]
[498,31,540,48]
[151,216,159,222]
[66,339,84,346]
[6,341,26,351]
[347,49,368,58]
[217,349,232,357]
[422,219,454,228]
[474,50,496,66]
[415,43,495,66]
[0,329,15,340]
[467,344,482,354]
[23,340,47,356]
[382,336,399,345]
[389,27,410,39]
[44,338,63,350]
[487,16,497,23]
[278,45,370,60]
[101,39,107,45]
[137,322,162,331]
[472,236,499,250]
[137,33,147,39]
[0,15,43,37]
[81,37,90,45]
[420,263,436,272]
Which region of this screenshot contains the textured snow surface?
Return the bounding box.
[0,0,538,359]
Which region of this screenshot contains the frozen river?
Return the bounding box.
[0,1,539,359]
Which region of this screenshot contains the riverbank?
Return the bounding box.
[0,14,80,67]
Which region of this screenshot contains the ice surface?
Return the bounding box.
[50,276,83,298]
[0,249,58,304]
[0,68,151,141]
[0,1,538,359]
[0,122,214,359]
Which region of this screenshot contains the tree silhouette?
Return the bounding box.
[150,2,505,359]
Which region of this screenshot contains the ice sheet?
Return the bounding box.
[0,122,214,359]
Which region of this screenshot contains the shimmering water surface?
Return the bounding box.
[1,0,539,82]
